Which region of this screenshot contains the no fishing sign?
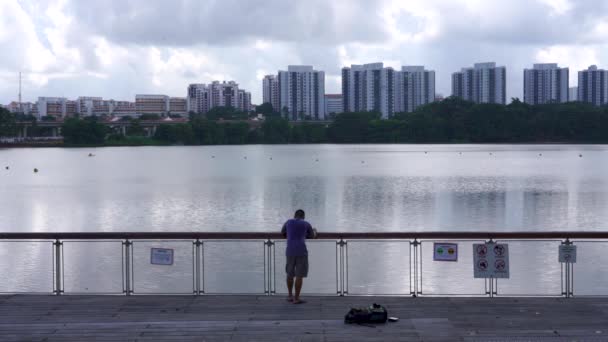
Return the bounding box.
[473,242,510,278]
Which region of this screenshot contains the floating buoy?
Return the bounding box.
[4,166,8,170]
[315,159,319,162]
[269,157,273,160]
[579,154,583,157]
[244,156,247,159]
[88,153,95,157]
[33,168,38,173]
[424,151,428,154]
[211,155,215,158]
[539,153,542,156]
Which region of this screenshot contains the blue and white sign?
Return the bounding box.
[150,248,174,265]
[433,243,458,261]
[559,245,577,263]
[473,242,509,279]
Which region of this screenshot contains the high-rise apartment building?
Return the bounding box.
[135,95,169,115]
[523,63,569,104]
[168,97,187,116]
[262,75,280,112]
[110,101,137,117]
[396,66,435,113]
[578,65,608,106]
[187,81,252,113]
[37,97,67,118]
[6,101,35,115]
[341,63,395,119]
[187,84,210,114]
[77,97,103,116]
[278,65,325,120]
[238,89,252,112]
[324,94,343,117]
[569,87,578,102]
[65,100,78,117]
[452,62,506,104]
[210,81,239,108]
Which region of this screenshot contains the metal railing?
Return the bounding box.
[1,231,606,297]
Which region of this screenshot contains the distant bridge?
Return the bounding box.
[12,119,331,138]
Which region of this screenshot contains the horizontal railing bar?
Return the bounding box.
[1,231,608,240]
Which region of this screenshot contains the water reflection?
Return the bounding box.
[2,145,608,293]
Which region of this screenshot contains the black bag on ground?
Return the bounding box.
[344,303,388,324]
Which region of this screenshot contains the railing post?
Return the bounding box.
[123,239,133,295]
[335,239,347,296]
[264,239,275,295]
[410,239,420,297]
[194,239,202,295]
[561,239,573,298]
[53,239,63,295]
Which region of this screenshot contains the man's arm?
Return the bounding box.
[306,223,317,239]
[281,222,287,238]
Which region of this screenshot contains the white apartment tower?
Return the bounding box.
[187,81,251,113]
[238,89,252,112]
[324,94,343,116]
[37,97,67,118]
[396,66,435,113]
[210,81,239,108]
[262,75,280,113]
[578,65,608,106]
[187,84,211,113]
[278,65,326,120]
[523,63,569,105]
[452,62,506,104]
[341,63,396,119]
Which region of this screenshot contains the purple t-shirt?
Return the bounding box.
[281,218,314,257]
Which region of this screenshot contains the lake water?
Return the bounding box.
[1,144,608,295]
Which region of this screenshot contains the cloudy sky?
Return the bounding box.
[1,0,607,105]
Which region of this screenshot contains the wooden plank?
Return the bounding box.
[0,295,606,341]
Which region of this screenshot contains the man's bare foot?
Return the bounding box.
[286,296,293,302]
[293,299,306,304]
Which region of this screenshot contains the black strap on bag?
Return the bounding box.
[344,303,388,325]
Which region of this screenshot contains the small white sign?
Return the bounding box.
[559,245,577,263]
[473,242,509,279]
[150,248,174,265]
[433,243,458,261]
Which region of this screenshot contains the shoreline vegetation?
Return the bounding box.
[3,97,608,147]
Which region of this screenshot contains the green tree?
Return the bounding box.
[61,117,109,145]
[327,111,380,143]
[139,114,161,121]
[262,117,290,143]
[127,119,146,136]
[0,107,17,136]
[206,106,247,120]
[256,102,276,116]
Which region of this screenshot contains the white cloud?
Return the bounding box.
[536,46,599,86]
[2,0,608,104]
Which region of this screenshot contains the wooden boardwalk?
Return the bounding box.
[1,295,607,341]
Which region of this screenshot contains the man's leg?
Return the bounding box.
[294,276,303,301]
[293,256,308,304]
[286,256,295,301]
[287,276,294,299]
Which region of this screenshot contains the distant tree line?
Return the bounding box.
[6,98,608,145]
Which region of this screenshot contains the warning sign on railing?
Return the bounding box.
[433,243,458,261]
[150,248,174,265]
[559,245,577,263]
[473,242,509,278]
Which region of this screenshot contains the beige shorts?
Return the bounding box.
[286,256,309,278]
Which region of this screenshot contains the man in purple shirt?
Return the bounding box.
[281,209,317,304]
